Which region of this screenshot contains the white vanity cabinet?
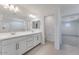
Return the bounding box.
[1,38,19,55]
[0,32,41,55]
[33,34,41,46]
[1,36,29,55]
[37,34,41,43]
[2,43,17,55]
[25,35,35,51]
[33,35,38,46]
[16,39,27,55]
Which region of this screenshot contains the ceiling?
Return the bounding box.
[15,4,79,16]
[15,4,60,16]
[0,4,79,21]
[61,5,79,22]
[0,4,76,17]
[0,4,62,20]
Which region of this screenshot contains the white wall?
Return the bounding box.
[44,8,62,50]
[61,5,79,16]
[40,16,45,44]
[62,20,79,47]
[62,21,77,35]
[55,8,62,50]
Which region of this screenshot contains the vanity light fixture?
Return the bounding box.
[14,6,20,12]
[3,4,9,9]
[32,19,39,21]
[2,4,20,12]
[9,5,15,11]
[29,14,36,18]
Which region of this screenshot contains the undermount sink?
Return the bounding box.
[11,32,16,35]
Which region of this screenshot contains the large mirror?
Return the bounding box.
[0,18,26,33]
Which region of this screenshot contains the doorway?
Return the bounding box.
[44,15,56,43]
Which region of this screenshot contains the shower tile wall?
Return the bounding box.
[62,20,79,48]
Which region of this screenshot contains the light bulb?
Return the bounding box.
[2,4,9,8]
[14,7,20,12]
[9,5,15,11]
[29,14,36,18]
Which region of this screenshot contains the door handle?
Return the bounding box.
[16,43,18,50]
[16,43,19,50]
[37,36,38,40]
[17,43,19,49]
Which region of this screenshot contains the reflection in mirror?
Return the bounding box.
[32,21,40,29]
[0,18,26,33]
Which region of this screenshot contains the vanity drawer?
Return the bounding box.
[1,36,27,46]
[2,39,17,46]
[1,36,31,46]
[26,36,33,42]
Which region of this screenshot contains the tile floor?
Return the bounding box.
[24,41,79,55]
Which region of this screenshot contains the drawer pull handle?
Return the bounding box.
[16,43,19,50]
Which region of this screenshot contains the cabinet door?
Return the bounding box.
[0,42,2,55]
[33,34,41,46]
[33,35,37,46]
[16,40,27,55]
[0,47,2,55]
[25,36,34,51]
[2,43,17,55]
[37,34,41,43]
[34,34,40,45]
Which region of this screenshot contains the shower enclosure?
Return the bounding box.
[62,18,79,48]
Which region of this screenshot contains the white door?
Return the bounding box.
[2,43,17,55]
[45,16,56,42]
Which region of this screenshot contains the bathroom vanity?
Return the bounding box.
[0,31,42,55]
[0,15,44,55]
